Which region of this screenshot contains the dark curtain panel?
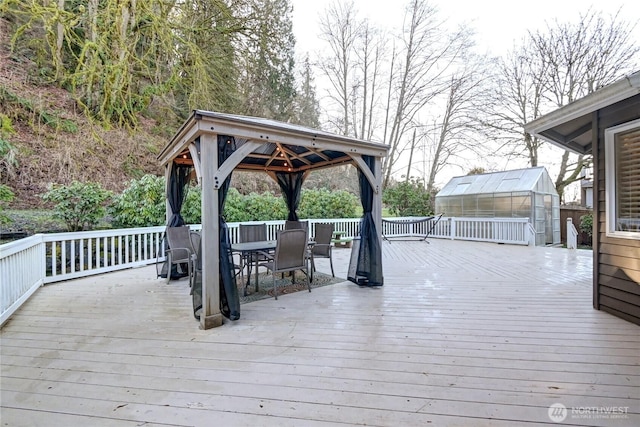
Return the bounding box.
[167,163,191,227]
[348,155,383,286]
[276,171,305,221]
[162,163,191,279]
[218,135,241,320]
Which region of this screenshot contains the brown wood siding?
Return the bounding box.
[595,94,640,325]
[592,111,600,309]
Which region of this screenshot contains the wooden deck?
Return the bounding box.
[1,239,638,426]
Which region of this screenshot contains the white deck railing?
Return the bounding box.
[1,216,531,325]
[0,235,45,326]
[438,217,531,244]
[566,218,578,249]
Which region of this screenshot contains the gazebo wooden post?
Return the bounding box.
[199,134,223,329]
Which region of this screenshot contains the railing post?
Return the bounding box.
[528,223,536,246]
[38,234,46,284]
[566,217,578,250]
[450,218,456,240]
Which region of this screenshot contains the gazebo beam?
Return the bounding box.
[158,118,203,166]
[188,143,201,185]
[351,154,379,193]
[213,140,262,188]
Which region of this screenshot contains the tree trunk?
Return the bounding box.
[405,129,416,181]
[55,0,65,80]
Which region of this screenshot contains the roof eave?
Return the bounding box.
[524,72,640,151]
[158,111,201,166]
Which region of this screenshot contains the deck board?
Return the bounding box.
[2,239,639,426]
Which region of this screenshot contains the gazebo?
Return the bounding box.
[158,110,389,329]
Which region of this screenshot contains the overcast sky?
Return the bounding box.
[292,0,639,58]
[289,0,639,197]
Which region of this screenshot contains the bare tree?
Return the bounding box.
[493,8,639,200]
[423,56,491,194]
[351,19,386,140]
[488,45,547,167]
[532,9,638,198]
[316,0,363,135]
[381,0,469,188]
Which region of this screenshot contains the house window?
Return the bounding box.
[605,118,640,239]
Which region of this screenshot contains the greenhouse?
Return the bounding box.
[435,167,560,246]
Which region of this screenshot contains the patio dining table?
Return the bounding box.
[231,239,316,295]
[231,240,277,295]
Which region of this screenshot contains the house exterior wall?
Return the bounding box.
[595,94,640,325]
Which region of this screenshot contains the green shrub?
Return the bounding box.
[0,184,14,224]
[580,212,593,237]
[193,187,358,223]
[224,189,287,222]
[182,185,202,224]
[109,174,165,228]
[298,188,359,219]
[382,178,433,217]
[109,178,360,227]
[0,114,18,181]
[41,181,112,231]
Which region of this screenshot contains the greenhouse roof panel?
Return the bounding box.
[436,167,557,197]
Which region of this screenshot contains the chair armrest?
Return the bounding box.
[166,247,193,259]
[254,250,274,265]
[311,244,331,257]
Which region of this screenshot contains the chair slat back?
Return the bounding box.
[239,223,267,243]
[285,220,308,232]
[167,226,193,252]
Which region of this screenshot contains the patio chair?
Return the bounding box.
[310,223,335,277]
[284,220,313,282]
[285,220,308,232]
[164,226,195,284]
[259,228,311,300]
[238,223,269,293]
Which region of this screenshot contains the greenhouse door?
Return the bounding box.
[534,193,546,245]
[544,195,553,244]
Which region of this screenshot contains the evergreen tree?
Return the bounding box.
[292,55,321,128]
[174,0,245,116]
[237,0,297,121]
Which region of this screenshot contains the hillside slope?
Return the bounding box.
[0,18,173,209]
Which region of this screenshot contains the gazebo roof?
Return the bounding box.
[158,110,389,173]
